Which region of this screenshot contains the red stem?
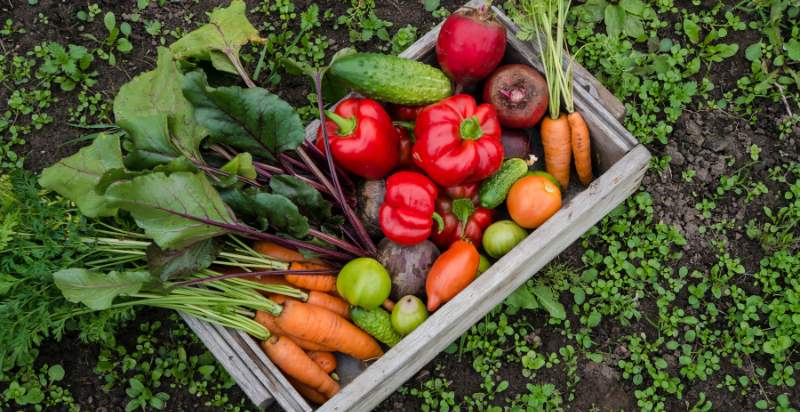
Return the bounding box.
[169,268,339,288]
[309,228,367,256]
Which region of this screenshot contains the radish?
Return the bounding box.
[436,5,507,87]
[483,64,548,128]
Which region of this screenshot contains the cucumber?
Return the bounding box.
[350,306,402,347]
[479,158,530,209]
[329,53,452,105]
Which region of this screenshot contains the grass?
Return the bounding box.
[1,0,799,411]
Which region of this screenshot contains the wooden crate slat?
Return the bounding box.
[318,144,650,412]
[180,314,274,409]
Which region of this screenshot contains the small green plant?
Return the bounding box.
[37,42,97,91]
[83,12,134,65]
[76,3,102,22]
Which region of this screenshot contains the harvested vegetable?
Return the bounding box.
[436,5,507,86]
[479,158,530,209]
[426,240,480,311]
[273,299,383,361]
[483,64,548,128]
[261,335,340,398]
[336,257,391,309]
[507,175,562,229]
[328,53,452,105]
[377,238,439,300]
[286,261,337,292]
[501,129,532,159]
[307,350,337,374]
[350,306,403,347]
[315,97,400,180]
[306,291,350,319]
[254,311,335,352]
[356,179,386,238]
[391,295,428,335]
[430,184,495,249]
[288,377,328,405]
[477,254,491,275]
[482,220,528,258]
[253,241,307,263]
[379,171,440,246]
[413,94,504,186]
[525,0,593,188]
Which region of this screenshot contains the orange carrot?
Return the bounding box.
[253,240,307,262]
[275,300,383,361]
[252,276,292,288]
[568,111,592,186]
[254,311,335,352]
[540,115,572,189]
[260,336,340,399]
[285,261,337,292]
[307,351,337,374]
[426,240,480,312]
[306,291,350,319]
[382,298,396,312]
[288,376,329,404]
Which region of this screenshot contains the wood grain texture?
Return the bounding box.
[180,314,275,409]
[184,2,645,411]
[318,144,650,412]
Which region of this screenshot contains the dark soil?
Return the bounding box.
[4,0,798,411]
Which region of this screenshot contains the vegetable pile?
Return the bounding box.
[36,0,592,405]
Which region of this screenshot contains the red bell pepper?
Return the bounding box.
[429,183,495,249]
[379,171,441,246]
[316,98,399,180]
[394,123,415,169]
[412,94,504,186]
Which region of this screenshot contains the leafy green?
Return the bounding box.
[105,172,236,249]
[218,152,257,187]
[0,172,134,371]
[146,240,219,281]
[38,133,124,218]
[269,175,333,223]
[169,0,262,74]
[531,285,566,320]
[221,187,309,237]
[113,47,205,162]
[53,269,152,310]
[182,71,305,157]
[117,114,180,169]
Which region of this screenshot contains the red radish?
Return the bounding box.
[483,64,548,128]
[436,6,507,87]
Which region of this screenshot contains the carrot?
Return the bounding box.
[285,261,337,292]
[288,376,329,405]
[426,240,480,312]
[260,336,340,399]
[275,299,383,361]
[254,311,335,352]
[540,114,572,189]
[382,298,396,312]
[253,240,307,262]
[307,351,337,374]
[568,111,592,186]
[306,291,350,319]
[252,276,292,287]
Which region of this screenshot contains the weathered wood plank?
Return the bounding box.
[180,314,274,409]
[318,144,650,412]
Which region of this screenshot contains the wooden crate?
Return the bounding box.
[183,1,650,410]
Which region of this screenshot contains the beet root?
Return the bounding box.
[483,64,548,129]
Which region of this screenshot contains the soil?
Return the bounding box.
[4,0,799,411]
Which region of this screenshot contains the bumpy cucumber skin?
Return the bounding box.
[350,306,402,347]
[329,53,452,105]
[479,158,530,209]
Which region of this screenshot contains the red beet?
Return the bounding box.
[483,64,548,128]
[436,6,507,87]
[501,129,531,159]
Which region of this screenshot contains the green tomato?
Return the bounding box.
[477,254,491,275]
[391,295,428,335]
[336,257,391,309]
[482,220,527,259]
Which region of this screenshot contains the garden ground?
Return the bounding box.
[1,0,798,411]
